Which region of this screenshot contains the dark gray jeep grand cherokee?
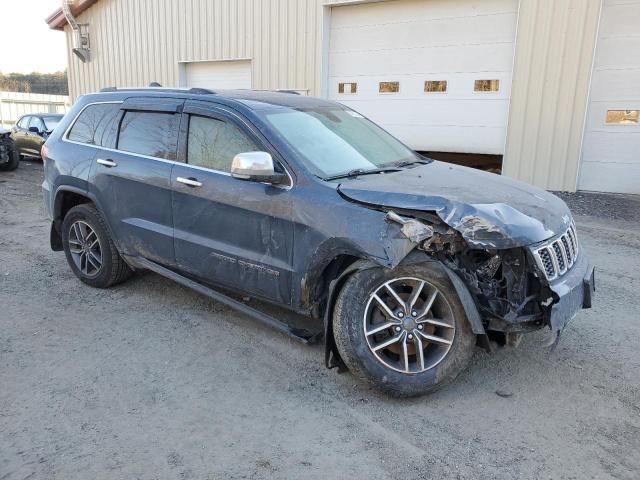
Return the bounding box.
[42,88,595,396]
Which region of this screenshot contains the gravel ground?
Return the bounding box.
[1,161,639,480]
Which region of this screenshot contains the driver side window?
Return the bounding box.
[187,115,259,173]
[31,117,45,133]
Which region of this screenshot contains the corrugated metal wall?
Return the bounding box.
[65,0,603,191]
[502,0,602,190]
[65,0,325,99]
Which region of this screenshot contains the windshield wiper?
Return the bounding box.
[391,159,430,168]
[323,167,401,181]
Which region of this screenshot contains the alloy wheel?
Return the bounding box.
[68,220,103,277]
[363,277,455,374]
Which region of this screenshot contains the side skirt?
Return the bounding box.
[125,255,323,345]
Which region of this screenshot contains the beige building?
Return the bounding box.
[48,0,640,194]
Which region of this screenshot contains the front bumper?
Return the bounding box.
[547,251,595,331]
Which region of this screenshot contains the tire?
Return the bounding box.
[61,204,133,288]
[0,138,19,171]
[333,262,476,397]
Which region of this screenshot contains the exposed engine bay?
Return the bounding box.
[385,209,555,335]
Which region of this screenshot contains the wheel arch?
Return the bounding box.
[300,238,389,314]
[51,187,109,252]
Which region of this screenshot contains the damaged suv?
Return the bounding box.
[42,88,595,396]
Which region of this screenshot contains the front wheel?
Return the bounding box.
[0,138,19,171]
[333,262,476,397]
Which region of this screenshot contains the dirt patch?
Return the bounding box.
[1,162,639,479]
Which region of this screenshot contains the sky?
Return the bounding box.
[0,0,67,74]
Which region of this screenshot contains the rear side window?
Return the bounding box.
[67,103,121,147]
[117,111,179,160]
[187,115,259,172]
[42,116,62,131]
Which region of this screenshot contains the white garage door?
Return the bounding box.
[183,60,252,90]
[327,0,518,154]
[579,0,640,194]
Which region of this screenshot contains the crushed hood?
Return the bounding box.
[337,161,572,249]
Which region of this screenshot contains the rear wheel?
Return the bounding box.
[333,262,476,396]
[62,204,133,288]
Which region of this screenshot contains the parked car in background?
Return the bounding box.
[11,113,63,159]
[41,88,595,396]
[0,127,19,171]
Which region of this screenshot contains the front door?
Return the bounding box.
[171,101,294,304]
[12,116,31,154]
[89,98,183,266]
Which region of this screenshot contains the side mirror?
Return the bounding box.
[29,126,41,134]
[231,151,286,185]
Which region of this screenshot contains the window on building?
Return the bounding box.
[474,79,500,92]
[338,82,357,94]
[379,81,400,93]
[424,80,448,93]
[187,115,259,173]
[117,111,179,160]
[68,103,121,147]
[606,110,639,125]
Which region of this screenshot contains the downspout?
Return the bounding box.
[62,0,90,62]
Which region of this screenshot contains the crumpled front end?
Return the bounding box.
[335,159,596,336]
[383,209,594,336]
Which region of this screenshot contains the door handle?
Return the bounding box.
[96,158,117,168]
[176,176,203,188]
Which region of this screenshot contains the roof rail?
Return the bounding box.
[242,89,303,95]
[99,86,216,95]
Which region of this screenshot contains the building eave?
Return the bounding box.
[46,0,100,31]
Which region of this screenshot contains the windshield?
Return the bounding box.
[257,108,417,178]
[42,116,62,131]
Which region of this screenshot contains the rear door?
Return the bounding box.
[171,101,294,303]
[89,97,183,266]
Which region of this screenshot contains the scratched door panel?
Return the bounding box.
[171,164,294,304]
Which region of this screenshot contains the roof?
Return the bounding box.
[80,88,343,112]
[216,89,341,110]
[46,0,100,31]
[18,113,64,117]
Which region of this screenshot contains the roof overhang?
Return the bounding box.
[46,0,100,30]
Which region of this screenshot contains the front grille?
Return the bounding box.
[538,248,555,278]
[533,224,579,281]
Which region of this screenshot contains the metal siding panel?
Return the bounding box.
[503,0,602,191]
[532,0,570,187]
[63,0,353,100]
